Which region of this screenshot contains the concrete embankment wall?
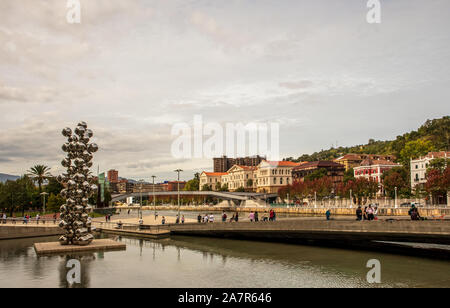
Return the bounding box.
[0,225,63,240]
[169,220,450,245]
[117,206,450,217]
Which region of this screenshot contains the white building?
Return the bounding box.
[410,151,450,190]
[255,161,302,193]
[199,172,227,191]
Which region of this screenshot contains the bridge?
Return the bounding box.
[111,191,278,206]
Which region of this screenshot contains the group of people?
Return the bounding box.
[105,214,112,222]
[408,205,422,220]
[356,205,378,221]
[175,215,186,224]
[195,209,278,223]
[198,213,215,223]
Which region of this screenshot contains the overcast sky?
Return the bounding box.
[0,0,449,181]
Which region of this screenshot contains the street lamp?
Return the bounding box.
[40,192,48,214]
[174,169,183,217]
[349,189,352,208]
[152,175,157,219]
[139,179,144,219]
[394,186,398,209]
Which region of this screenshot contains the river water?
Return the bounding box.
[0,234,449,288]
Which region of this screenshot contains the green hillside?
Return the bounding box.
[285,116,450,165]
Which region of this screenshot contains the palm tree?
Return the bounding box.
[27,165,52,193]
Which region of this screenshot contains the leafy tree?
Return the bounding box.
[184,177,200,191]
[47,193,65,212]
[343,168,355,183]
[399,139,435,166]
[201,184,212,191]
[246,179,253,188]
[235,187,246,192]
[304,168,328,181]
[45,177,64,196]
[425,165,449,204]
[381,166,411,198]
[27,165,52,193]
[218,183,229,192]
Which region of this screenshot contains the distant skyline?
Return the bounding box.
[1,0,449,181]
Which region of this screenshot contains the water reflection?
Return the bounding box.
[0,235,449,288]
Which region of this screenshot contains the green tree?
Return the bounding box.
[343,168,355,183]
[246,179,253,188]
[381,166,411,198]
[201,184,212,191]
[47,193,65,212]
[304,168,328,181]
[45,177,64,196]
[27,165,52,193]
[235,187,246,192]
[399,139,435,166]
[184,173,200,191]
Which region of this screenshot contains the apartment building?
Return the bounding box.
[410,151,449,190]
[255,161,302,193]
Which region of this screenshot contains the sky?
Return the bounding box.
[0,0,449,182]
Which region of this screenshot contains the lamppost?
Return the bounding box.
[40,192,48,214]
[139,179,144,219]
[314,191,317,208]
[174,169,183,217]
[394,186,398,209]
[152,175,157,218]
[349,189,353,208]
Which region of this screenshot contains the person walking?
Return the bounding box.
[36,214,40,225]
[209,213,214,223]
[254,211,259,222]
[269,209,274,221]
[235,212,239,222]
[230,214,235,222]
[363,207,368,220]
[222,211,227,222]
[197,214,202,223]
[175,215,180,224]
[373,206,379,220]
[181,215,185,224]
[161,216,166,224]
[248,211,255,222]
[326,209,331,220]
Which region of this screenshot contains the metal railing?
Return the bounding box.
[92,221,170,233]
[0,217,60,225]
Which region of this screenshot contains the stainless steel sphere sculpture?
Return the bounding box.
[57,121,98,246]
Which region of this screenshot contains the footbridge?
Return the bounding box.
[111,191,277,206]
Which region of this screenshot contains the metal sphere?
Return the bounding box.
[77,121,87,128]
[88,143,98,153]
[62,128,72,137]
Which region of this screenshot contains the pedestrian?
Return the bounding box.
[162,216,166,224]
[254,211,259,222]
[356,206,363,221]
[36,214,40,225]
[373,206,378,220]
[273,210,276,221]
[53,213,57,224]
[181,215,185,224]
[269,209,274,221]
[326,209,331,220]
[363,207,368,220]
[105,214,108,222]
[2,213,6,224]
[235,212,239,222]
[203,214,209,223]
[248,211,255,222]
[197,214,202,223]
[23,215,27,224]
[209,213,214,223]
[222,211,227,222]
[230,214,235,222]
[175,215,180,224]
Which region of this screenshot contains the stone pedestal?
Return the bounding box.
[34,239,126,255]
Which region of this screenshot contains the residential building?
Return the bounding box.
[334,154,396,171]
[117,180,134,194]
[213,155,265,172]
[107,169,119,183]
[200,172,228,191]
[354,159,401,194]
[255,161,302,193]
[410,151,450,190]
[222,165,257,192]
[292,161,345,186]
